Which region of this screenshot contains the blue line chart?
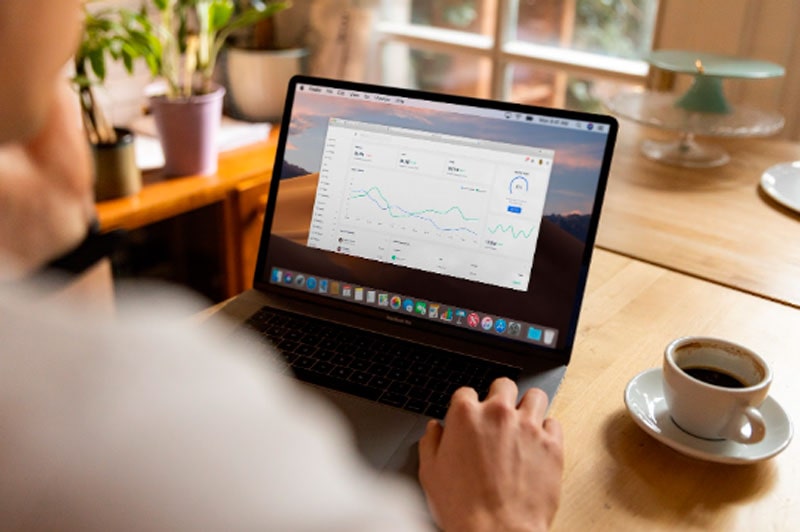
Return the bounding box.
[349,186,480,236]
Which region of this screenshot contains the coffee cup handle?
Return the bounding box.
[725,406,767,444]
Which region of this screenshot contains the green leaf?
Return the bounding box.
[88,49,106,82]
[72,74,93,89]
[209,1,234,31]
[122,50,134,73]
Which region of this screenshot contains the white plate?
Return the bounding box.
[760,161,800,214]
[624,368,793,464]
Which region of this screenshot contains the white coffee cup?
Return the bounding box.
[663,336,772,443]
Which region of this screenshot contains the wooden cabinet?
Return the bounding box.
[230,176,270,291]
[96,129,279,300]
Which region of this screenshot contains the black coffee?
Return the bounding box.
[683,366,747,388]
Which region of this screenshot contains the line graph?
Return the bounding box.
[349,186,480,236]
[487,223,536,239]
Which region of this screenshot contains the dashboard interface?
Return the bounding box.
[308,118,554,291]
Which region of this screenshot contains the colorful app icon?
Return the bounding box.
[467,312,480,328]
[414,301,427,315]
[271,268,283,283]
[284,272,293,284]
[481,316,494,330]
[494,318,507,334]
[295,274,305,287]
[439,307,453,322]
[306,277,317,290]
[455,309,468,325]
[366,290,376,304]
[428,303,439,318]
[403,299,414,312]
[378,293,389,306]
[330,281,340,295]
[527,327,543,341]
[507,322,521,336]
[354,287,364,301]
[319,279,329,293]
[342,285,353,297]
[390,296,402,310]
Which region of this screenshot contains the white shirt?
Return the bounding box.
[0,280,431,531]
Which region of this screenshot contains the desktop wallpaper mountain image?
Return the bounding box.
[544,212,591,242]
[281,160,311,179]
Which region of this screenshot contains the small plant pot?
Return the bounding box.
[224,47,307,122]
[92,127,141,201]
[150,85,226,176]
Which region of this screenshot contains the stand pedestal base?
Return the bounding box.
[640,134,730,168]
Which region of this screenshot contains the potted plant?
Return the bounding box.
[73,3,161,200]
[147,0,290,175]
[223,0,303,122]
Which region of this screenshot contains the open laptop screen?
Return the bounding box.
[254,76,616,361]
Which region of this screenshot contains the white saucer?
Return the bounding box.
[760,161,800,214]
[624,368,793,464]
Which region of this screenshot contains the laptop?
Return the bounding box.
[219,75,618,476]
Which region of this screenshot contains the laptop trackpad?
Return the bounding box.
[303,383,428,478]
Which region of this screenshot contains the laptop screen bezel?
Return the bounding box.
[253,75,617,366]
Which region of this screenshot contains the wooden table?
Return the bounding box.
[597,124,800,308]
[551,249,799,531]
[565,121,800,527]
[95,128,279,296]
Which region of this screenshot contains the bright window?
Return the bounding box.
[375,0,659,111]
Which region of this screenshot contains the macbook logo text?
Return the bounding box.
[385,315,412,326]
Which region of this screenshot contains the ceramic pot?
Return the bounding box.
[150,85,226,176]
[92,127,141,201]
[224,47,307,122]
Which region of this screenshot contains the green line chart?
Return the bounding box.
[349,186,481,235]
[487,223,536,239]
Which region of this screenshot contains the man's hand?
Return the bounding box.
[0,81,94,279]
[418,378,564,532]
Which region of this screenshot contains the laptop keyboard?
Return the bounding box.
[243,306,521,419]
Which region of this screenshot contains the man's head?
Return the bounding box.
[0,0,94,279]
[0,0,83,142]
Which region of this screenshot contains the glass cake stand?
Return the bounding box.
[607,51,785,168]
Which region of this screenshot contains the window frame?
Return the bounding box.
[372,0,655,105]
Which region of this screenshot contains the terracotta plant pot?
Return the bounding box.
[150,85,226,176]
[92,127,141,201]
